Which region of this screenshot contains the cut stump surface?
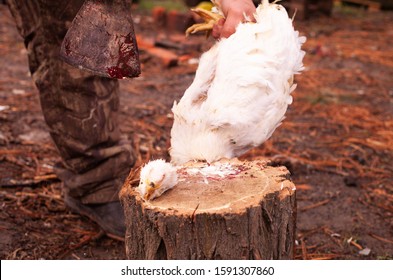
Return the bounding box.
[120,159,296,260]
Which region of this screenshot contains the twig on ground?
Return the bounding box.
[299,199,331,212]
[369,233,393,245]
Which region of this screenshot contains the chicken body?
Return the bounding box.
[170,0,306,165]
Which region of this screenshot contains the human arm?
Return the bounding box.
[212,0,256,38]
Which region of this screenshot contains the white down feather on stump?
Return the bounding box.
[137,0,306,200]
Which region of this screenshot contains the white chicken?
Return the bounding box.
[138,0,306,200]
[137,159,178,201]
[170,0,306,165]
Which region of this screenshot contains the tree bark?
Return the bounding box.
[120,159,296,260]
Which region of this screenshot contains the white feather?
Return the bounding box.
[170,0,306,165]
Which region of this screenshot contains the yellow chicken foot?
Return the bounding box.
[186,8,224,36]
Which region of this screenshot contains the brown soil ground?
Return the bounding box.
[0,3,392,260]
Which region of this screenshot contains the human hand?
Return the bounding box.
[212,0,256,38]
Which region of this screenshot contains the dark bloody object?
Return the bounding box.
[60,0,141,79]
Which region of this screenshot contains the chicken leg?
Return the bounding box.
[186,8,224,36]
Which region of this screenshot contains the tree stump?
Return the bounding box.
[120,159,296,260]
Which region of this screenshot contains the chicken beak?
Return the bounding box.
[143,175,166,201]
[143,185,161,200]
[144,189,153,200]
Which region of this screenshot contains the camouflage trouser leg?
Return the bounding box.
[7,0,135,204]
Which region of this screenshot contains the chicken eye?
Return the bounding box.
[149,182,156,188]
